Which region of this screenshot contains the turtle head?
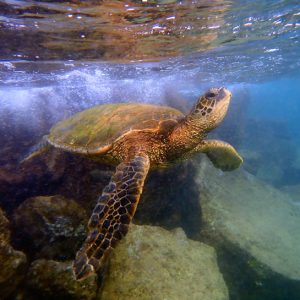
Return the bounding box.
[190,87,232,132]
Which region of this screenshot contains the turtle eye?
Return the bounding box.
[206,92,217,98]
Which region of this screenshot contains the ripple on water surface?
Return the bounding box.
[0,0,298,63]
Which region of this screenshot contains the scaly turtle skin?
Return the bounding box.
[31,87,243,280]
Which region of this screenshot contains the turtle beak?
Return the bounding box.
[217,87,231,101]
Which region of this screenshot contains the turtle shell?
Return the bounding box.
[48,103,184,154]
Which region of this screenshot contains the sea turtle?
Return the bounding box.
[27,87,242,280]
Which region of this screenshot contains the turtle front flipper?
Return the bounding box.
[73,154,150,280]
[194,139,243,171]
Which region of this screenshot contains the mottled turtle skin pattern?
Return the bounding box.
[45,87,243,280]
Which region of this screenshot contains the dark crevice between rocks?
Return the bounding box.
[134,159,203,240]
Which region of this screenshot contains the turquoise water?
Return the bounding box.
[0,0,300,299]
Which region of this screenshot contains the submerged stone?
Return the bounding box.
[135,161,202,238]
[0,207,10,243]
[101,224,228,300]
[0,243,27,299]
[280,184,300,205]
[239,119,297,186]
[0,209,27,299]
[25,259,97,300]
[13,195,88,260]
[197,157,300,280]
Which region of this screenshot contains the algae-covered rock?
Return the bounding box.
[197,157,300,280]
[25,259,97,300]
[101,224,228,300]
[13,195,88,259]
[0,240,27,299]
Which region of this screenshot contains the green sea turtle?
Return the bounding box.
[27,87,242,280]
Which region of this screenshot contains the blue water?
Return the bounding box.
[0,0,300,299]
[247,77,300,138]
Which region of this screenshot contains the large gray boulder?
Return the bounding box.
[197,157,300,280]
[101,224,228,300]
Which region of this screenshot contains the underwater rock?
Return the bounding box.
[25,259,97,300]
[72,160,202,238]
[0,207,10,243]
[239,118,296,186]
[47,156,201,238]
[101,224,228,300]
[280,184,300,205]
[5,146,201,241]
[18,147,67,186]
[0,240,27,299]
[135,161,202,238]
[0,148,68,211]
[56,157,201,237]
[0,208,28,298]
[197,157,300,281]
[255,162,284,185]
[19,150,114,214]
[0,167,25,210]
[13,195,88,260]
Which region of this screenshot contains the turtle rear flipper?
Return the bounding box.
[20,135,50,164]
[200,139,243,171]
[73,154,150,280]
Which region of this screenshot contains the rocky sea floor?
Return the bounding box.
[1,142,300,299]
